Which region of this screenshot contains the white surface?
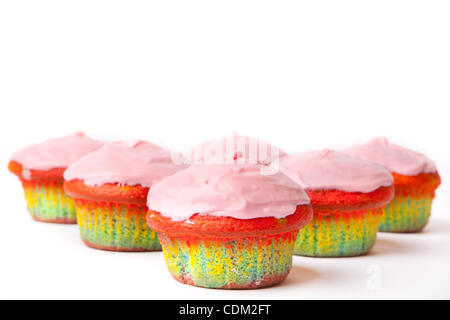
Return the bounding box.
[0,185,449,299]
[1,1,450,299]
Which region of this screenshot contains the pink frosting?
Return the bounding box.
[64,141,186,187]
[344,137,437,176]
[188,133,286,166]
[279,149,393,193]
[11,132,103,171]
[147,164,310,221]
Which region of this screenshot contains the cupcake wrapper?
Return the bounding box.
[159,230,298,289]
[22,180,76,224]
[380,196,432,232]
[295,208,383,257]
[75,199,161,251]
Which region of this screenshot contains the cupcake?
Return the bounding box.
[64,141,185,251]
[188,132,285,172]
[279,150,394,257]
[345,137,441,232]
[8,132,103,224]
[146,164,312,289]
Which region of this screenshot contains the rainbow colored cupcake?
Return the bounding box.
[146,164,312,289]
[280,150,394,257]
[8,132,103,223]
[64,141,185,251]
[345,137,441,232]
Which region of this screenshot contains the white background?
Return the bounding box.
[0,1,449,299]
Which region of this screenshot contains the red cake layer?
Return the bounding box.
[146,205,313,238]
[306,185,394,212]
[8,160,65,182]
[64,179,148,205]
[392,172,441,197]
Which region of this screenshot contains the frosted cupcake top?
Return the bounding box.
[344,137,437,176]
[11,132,103,171]
[279,149,393,193]
[188,132,286,166]
[147,164,310,221]
[64,141,186,187]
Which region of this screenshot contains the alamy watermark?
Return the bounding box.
[366,264,382,290]
[171,135,283,175]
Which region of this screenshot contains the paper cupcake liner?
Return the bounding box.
[22,180,76,224]
[379,196,433,232]
[159,230,298,289]
[295,208,383,257]
[75,199,161,251]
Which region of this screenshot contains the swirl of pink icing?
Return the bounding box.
[279,149,393,193]
[147,164,310,221]
[64,141,186,187]
[344,137,437,176]
[188,132,286,166]
[11,132,103,171]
